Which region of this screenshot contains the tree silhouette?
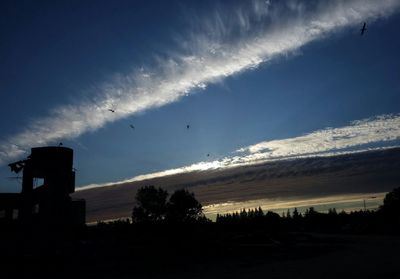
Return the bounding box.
[380,187,400,215]
[304,207,317,218]
[379,187,400,230]
[132,186,168,223]
[166,189,203,223]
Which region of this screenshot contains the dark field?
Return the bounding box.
[1,223,400,279]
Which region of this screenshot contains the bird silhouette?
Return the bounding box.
[129,124,135,130]
[187,124,190,129]
[360,22,367,35]
[108,109,115,113]
[58,142,63,146]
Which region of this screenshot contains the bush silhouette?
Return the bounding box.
[166,189,203,223]
[132,186,168,223]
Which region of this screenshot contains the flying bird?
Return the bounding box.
[58,142,63,146]
[360,22,367,35]
[186,124,190,129]
[129,124,135,130]
[207,154,210,157]
[108,109,115,113]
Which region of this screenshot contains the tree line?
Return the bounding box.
[131,185,400,233]
[216,187,400,233]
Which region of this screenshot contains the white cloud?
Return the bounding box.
[236,114,400,160]
[78,114,400,191]
[239,114,400,155]
[1,0,400,165]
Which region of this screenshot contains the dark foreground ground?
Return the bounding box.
[1,223,399,279]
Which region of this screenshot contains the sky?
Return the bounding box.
[1,0,400,192]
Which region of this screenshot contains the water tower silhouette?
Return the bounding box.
[0,146,85,225]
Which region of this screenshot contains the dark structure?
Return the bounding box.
[0,146,85,225]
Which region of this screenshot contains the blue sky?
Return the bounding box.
[1,0,400,192]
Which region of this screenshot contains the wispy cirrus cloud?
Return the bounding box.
[238,114,400,157]
[79,114,400,190]
[1,0,400,165]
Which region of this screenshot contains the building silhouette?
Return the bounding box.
[0,146,85,225]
